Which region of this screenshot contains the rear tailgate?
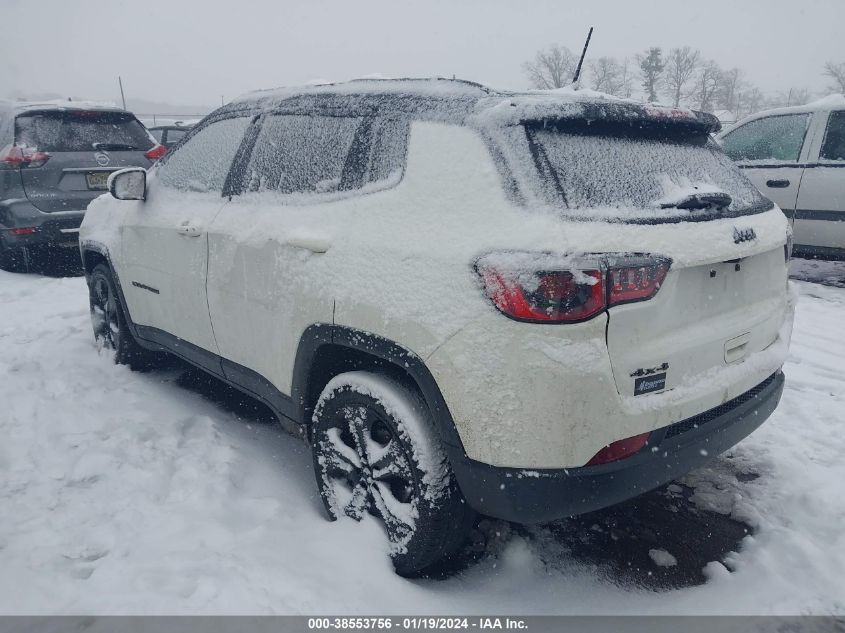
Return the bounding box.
[509,108,792,402]
[606,244,788,399]
[14,109,154,213]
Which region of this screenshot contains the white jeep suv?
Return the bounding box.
[80,78,795,576]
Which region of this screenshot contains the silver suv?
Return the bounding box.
[0,101,164,270]
[717,96,845,260]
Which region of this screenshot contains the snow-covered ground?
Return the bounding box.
[1,257,844,615]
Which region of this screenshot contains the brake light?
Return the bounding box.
[0,144,50,169]
[8,227,37,236]
[145,144,167,161]
[586,432,650,466]
[477,252,671,323]
[607,256,670,306]
[477,255,605,323]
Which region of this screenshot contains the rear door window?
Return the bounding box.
[720,114,810,162]
[820,111,845,161]
[157,116,251,193]
[242,114,362,195]
[15,111,154,152]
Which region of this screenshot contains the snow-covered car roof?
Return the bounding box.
[0,99,126,116]
[224,77,721,133]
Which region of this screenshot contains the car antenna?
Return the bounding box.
[118,76,127,110]
[571,26,594,88]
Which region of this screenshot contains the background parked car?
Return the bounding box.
[148,123,194,150]
[717,95,845,260]
[0,101,165,271]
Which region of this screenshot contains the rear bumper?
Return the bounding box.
[0,203,84,250]
[449,371,784,523]
[792,244,845,262]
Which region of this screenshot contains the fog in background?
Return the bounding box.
[1,0,842,113]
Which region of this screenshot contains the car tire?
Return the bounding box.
[312,371,475,577]
[88,264,162,370]
[0,246,30,273]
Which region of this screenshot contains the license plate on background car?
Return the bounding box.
[86,172,110,190]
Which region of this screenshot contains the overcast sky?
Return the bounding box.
[1,0,842,109]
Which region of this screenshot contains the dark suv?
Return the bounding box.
[0,102,164,271]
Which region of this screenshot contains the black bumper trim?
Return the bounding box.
[449,371,785,523]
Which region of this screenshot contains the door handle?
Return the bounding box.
[177,222,202,237]
[766,179,790,188]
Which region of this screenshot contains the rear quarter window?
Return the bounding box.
[820,111,845,161]
[15,111,154,152]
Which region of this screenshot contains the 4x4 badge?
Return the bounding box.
[733,227,756,244]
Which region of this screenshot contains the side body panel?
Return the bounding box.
[118,177,223,354]
[793,110,845,255]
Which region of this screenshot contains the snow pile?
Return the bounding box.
[0,270,842,613]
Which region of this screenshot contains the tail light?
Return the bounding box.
[7,227,37,236]
[586,432,650,466]
[0,144,50,170]
[606,255,671,306]
[145,144,167,161]
[476,252,671,324]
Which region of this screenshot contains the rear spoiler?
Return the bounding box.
[475,98,722,135]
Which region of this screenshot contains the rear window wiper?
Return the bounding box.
[660,192,733,211]
[92,143,140,151]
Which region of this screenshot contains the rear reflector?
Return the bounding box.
[586,432,650,466]
[8,227,37,236]
[145,144,167,161]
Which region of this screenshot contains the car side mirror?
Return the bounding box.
[109,168,147,201]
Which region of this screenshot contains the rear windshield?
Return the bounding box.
[496,120,771,223]
[15,110,154,152]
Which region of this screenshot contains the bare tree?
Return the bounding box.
[823,61,845,93]
[590,57,624,95]
[663,46,701,107]
[523,45,578,89]
[618,57,634,99]
[736,86,766,119]
[717,67,745,114]
[779,88,812,107]
[694,60,722,112]
[637,47,664,102]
